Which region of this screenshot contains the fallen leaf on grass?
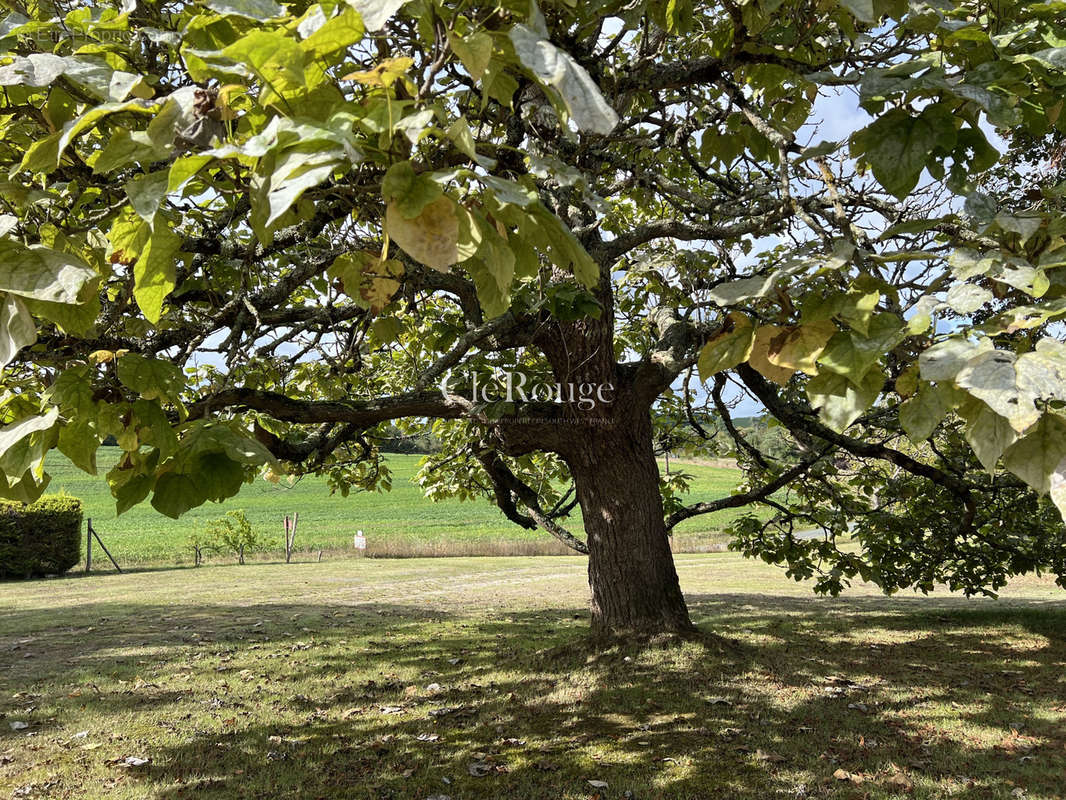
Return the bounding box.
[8,721,29,731]
[884,772,914,791]
[587,779,609,788]
[833,768,863,784]
[111,756,151,768]
[756,749,785,763]
[468,761,493,777]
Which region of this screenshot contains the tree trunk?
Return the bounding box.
[567,410,694,637]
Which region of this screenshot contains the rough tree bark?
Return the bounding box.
[565,399,694,636]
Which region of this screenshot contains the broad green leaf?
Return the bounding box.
[328,250,404,313]
[151,472,205,518]
[132,399,179,458]
[839,0,876,23]
[851,107,939,200]
[698,313,755,380]
[919,337,993,382]
[0,240,96,304]
[465,258,511,319]
[995,213,1042,242]
[509,24,618,135]
[708,273,776,306]
[193,451,247,501]
[168,154,215,194]
[818,314,903,385]
[959,397,1017,473]
[93,128,166,174]
[58,419,99,474]
[1002,414,1066,494]
[0,408,59,502]
[1051,459,1066,523]
[117,353,185,402]
[349,0,409,31]
[837,287,880,336]
[223,31,306,92]
[448,31,493,81]
[28,99,158,174]
[473,216,515,298]
[115,472,154,515]
[944,283,993,315]
[0,468,51,504]
[302,7,365,59]
[906,295,939,335]
[382,161,442,217]
[895,363,920,398]
[107,208,151,265]
[899,381,949,442]
[174,421,279,469]
[956,349,1040,433]
[807,367,883,433]
[126,170,170,223]
[1016,339,1066,403]
[251,148,341,239]
[446,117,495,169]
[527,206,598,288]
[206,0,285,20]
[134,220,181,324]
[0,53,68,87]
[0,293,36,369]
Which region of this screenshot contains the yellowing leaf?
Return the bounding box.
[342,57,413,88]
[385,195,459,272]
[216,84,247,121]
[750,325,796,385]
[329,251,404,314]
[359,259,404,314]
[765,320,837,376]
[1050,458,1066,523]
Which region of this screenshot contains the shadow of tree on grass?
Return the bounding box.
[2,591,1064,799]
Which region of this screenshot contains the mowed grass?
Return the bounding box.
[2,554,1065,799]
[44,449,749,565]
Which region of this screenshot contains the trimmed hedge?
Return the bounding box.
[0,495,82,579]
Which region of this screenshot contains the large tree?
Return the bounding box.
[2,0,1065,634]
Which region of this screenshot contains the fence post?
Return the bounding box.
[85,517,92,573]
[88,520,122,573]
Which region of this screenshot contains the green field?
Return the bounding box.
[44,449,751,565]
[3,554,1065,799]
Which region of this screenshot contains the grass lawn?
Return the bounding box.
[2,553,1065,799]
[44,450,749,565]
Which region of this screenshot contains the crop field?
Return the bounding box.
[3,554,1065,799]
[43,449,751,566]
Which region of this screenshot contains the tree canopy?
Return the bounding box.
[2,0,1066,631]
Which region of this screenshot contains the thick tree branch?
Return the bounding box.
[476,448,589,554]
[188,388,463,426]
[665,448,830,530]
[735,364,978,532]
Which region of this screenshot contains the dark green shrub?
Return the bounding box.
[0,495,82,579]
